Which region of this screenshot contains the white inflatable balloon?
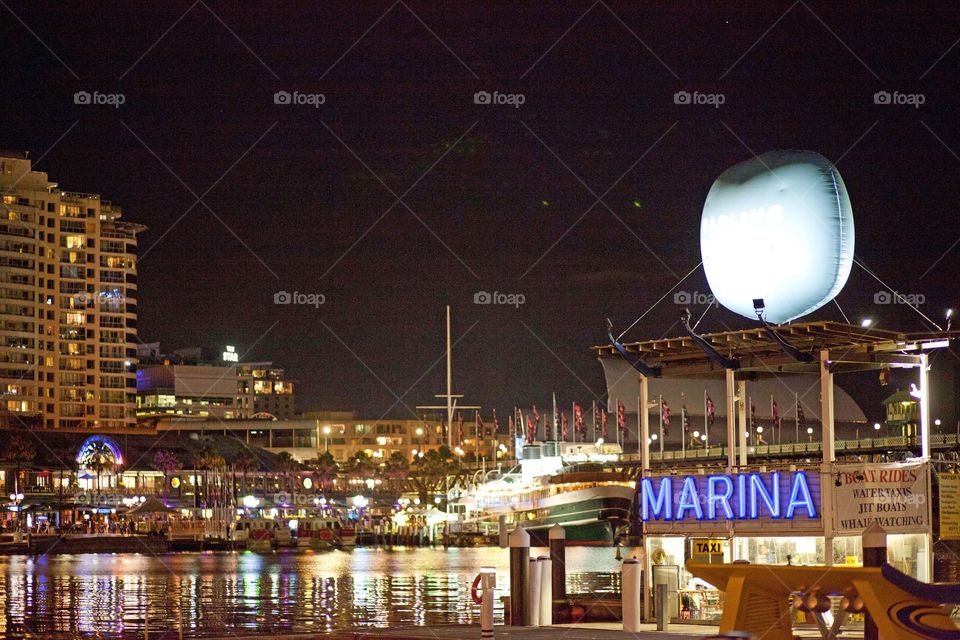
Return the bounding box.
[700,150,854,324]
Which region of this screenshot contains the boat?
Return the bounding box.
[234,514,356,551]
[454,441,635,546]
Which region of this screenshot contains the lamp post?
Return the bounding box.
[323,426,331,453]
[807,426,814,442]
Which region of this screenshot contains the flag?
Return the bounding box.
[601,405,608,439]
[532,405,541,440]
[682,404,690,433]
[617,400,625,432]
[574,403,584,436]
[561,412,569,440]
[772,400,780,429]
[661,400,671,435]
[492,409,500,434]
[526,413,535,444]
[508,413,515,441]
[706,394,715,425]
[475,411,484,443]
[797,403,806,427]
[750,400,756,428]
[458,412,464,445]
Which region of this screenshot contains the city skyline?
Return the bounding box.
[2,3,958,421]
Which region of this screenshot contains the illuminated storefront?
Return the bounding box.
[639,461,933,623]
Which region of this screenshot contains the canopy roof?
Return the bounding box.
[593,321,955,378]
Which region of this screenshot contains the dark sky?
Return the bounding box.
[2,2,958,422]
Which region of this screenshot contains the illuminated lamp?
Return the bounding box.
[701,150,854,323]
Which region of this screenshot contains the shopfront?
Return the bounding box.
[639,461,933,623]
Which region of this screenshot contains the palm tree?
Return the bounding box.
[81,439,116,494]
[274,451,299,498]
[48,439,76,528]
[305,451,339,491]
[233,450,259,500]
[150,450,182,505]
[5,434,36,530]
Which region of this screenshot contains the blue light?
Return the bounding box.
[676,477,704,520]
[706,475,734,519]
[639,471,817,523]
[786,471,817,518]
[641,477,673,521]
[749,472,781,519]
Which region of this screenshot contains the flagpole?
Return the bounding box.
[592,402,597,443]
[770,395,775,445]
[704,390,708,448]
[659,394,664,455]
[637,395,641,455]
[795,392,799,443]
[552,393,558,442]
[681,403,686,456]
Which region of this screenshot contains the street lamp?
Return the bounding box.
[806,426,814,442]
[323,426,331,452]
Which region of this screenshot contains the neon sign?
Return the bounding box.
[641,471,817,522]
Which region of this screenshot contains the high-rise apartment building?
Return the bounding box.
[0,151,145,431]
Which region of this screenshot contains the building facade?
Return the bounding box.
[1,152,144,431]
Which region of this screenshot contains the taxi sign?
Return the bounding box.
[692,539,724,556]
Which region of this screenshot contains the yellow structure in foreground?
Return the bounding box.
[687,561,960,640]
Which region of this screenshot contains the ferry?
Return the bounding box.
[454,441,635,546]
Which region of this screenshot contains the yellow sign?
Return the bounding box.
[939,473,960,540]
[692,539,724,556]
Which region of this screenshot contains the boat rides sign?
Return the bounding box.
[640,471,820,532]
[832,462,930,535]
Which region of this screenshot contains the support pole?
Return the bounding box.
[862,523,887,640]
[480,567,496,640]
[920,352,931,459]
[622,558,642,632]
[820,349,835,567]
[529,557,541,627]
[737,379,747,467]
[725,368,736,471]
[538,556,552,626]
[549,524,566,602]
[640,376,650,470]
[509,527,530,626]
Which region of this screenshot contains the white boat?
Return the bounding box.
[455,441,635,546]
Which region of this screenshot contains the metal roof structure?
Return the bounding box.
[593,321,957,378]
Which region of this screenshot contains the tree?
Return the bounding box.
[383,451,409,494]
[304,451,339,490]
[405,446,462,504]
[150,450,182,505]
[4,434,37,529]
[274,451,300,499]
[82,439,117,494]
[232,450,259,499]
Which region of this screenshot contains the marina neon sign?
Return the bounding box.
[640,471,817,522]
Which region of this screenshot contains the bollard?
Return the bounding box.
[529,557,541,626]
[549,524,566,601]
[480,567,496,639]
[499,515,508,548]
[655,582,668,631]
[538,555,552,625]
[621,558,641,632]
[862,522,887,640]
[509,527,530,626]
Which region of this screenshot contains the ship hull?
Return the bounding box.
[485,485,632,547]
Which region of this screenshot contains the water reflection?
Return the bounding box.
[0,547,620,638]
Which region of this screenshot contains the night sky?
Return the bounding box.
[2,2,958,422]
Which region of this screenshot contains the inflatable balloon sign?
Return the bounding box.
[700,150,854,324]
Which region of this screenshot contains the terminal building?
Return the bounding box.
[594,320,958,621]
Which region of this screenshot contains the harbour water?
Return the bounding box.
[0,547,621,638]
